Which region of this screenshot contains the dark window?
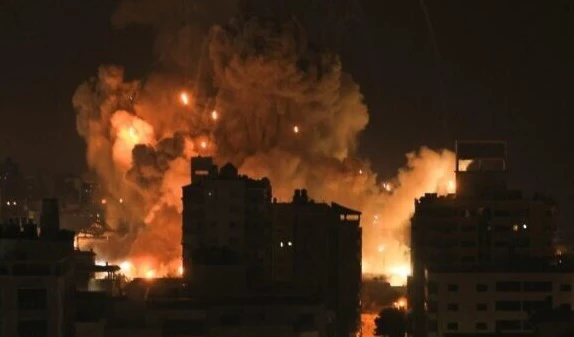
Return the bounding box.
[446,322,458,331]
[559,303,572,311]
[495,301,521,311]
[427,320,438,332]
[447,284,459,292]
[295,313,316,332]
[476,284,488,292]
[219,314,240,326]
[495,320,521,331]
[163,319,207,335]
[523,301,548,313]
[461,240,475,247]
[18,320,47,337]
[427,282,438,295]
[18,289,47,310]
[476,303,488,311]
[428,301,438,313]
[447,303,459,311]
[496,281,521,292]
[560,284,572,292]
[523,282,552,292]
[476,322,487,330]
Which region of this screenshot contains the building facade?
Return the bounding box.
[427,269,574,336]
[273,189,362,337]
[409,141,560,337]
[182,157,273,286]
[0,199,76,337]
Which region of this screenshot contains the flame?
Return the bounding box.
[178,266,184,276]
[180,92,189,105]
[387,265,412,286]
[101,198,107,205]
[447,180,456,193]
[200,141,207,149]
[211,110,218,121]
[393,297,408,309]
[293,125,299,134]
[145,270,156,279]
[382,182,392,192]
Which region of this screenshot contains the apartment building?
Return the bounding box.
[427,269,574,336]
[409,141,560,337]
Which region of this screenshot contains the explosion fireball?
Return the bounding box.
[72,1,460,284]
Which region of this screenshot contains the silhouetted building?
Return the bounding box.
[181,156,362,337]
[0,199,76,337]
[103,278,336,337]
[273,190,362,337]
[0,157,28,221]
[409,141,561,337]
[182,157,273,288]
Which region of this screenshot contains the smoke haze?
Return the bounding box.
[72,0,457,282]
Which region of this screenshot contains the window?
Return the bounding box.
[495,301,521,311]
[523,301,548,312]
[461,240,475,247]
[476,303,487,311]
[476,322,487,330]
[495,320,521,331]
[18,320,47,337]
[427,320,438,332]
[428,301,438,313]
[476,284,488,292]
[560,284,572,292]
[219,314,240,326]
[446,322,458,331]
[559,303,572,311]
[18,289,47,310]
[447,303,459,311]
[523,281,552,292]
[163,319,207,336]
[496,281,521,292]
[447,284,459,292]
[427,282,438,295]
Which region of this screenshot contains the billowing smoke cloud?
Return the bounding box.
[72,1,457,282]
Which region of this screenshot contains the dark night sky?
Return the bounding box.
[1,1,573,199]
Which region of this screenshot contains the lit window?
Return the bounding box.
[287,241,292,246]
[280,242,284,248]
[512,224,519,231]
[522,224,528,229]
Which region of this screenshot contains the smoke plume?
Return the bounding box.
[72,1,457,282]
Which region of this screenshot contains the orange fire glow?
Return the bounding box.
[211,110,218,121]
[180,92,189,105]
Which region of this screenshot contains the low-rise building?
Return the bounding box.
[426,267,574,336]
[0,199,76,337]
